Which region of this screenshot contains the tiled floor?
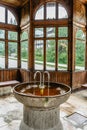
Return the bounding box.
[0,90,87,130]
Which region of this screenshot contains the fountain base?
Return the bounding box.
[19,106,63,130]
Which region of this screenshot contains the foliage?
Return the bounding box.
[75,40,85,66]
[0,28,86,69]
[58,40,68,64]
[21,41,28,59]
[46,40,55,62]
[21,32,28,40]
[8,42,17,57]
[35,44,43,61]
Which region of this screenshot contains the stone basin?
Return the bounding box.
[13,82,71,130]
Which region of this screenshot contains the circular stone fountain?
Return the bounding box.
[13,82,71,130]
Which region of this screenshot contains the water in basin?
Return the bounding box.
[14,82,69,97]
[21,85,65,96]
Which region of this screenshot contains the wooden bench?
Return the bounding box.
[0,80,20,96]
[81,84,87,88]
[0,69,21,95]
[0,80,20,87]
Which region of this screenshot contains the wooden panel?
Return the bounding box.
[0,0,28,7]
[3,70,9,81]
[0,69,20,82]
[9,70,13,80]
[3,70,6,81]
[1,69,87,90]
[20,2,30,27]
[11,70,17,80]
[72,71,87,89]
[56,71,71,86]
[0,70,3,82]
[20,69,30,82]
[20,71,71,87]
[73,0,86,25]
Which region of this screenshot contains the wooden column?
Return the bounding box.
[85,5,87,70]
[18,28,21,68]
[68,0,74,88]
[5,30,8,68]
[28,0,34,71]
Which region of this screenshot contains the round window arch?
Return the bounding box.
[34,2,68,20]
[0,5,18,25]
[33,2,69,71]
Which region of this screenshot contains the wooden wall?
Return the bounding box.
[20,2,30,28]
[0,68,87,90]
[19,70,71,87]
[72,71,87,89]
[0,69,21,82]
[73,0,86,25]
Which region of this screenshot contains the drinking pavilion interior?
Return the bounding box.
[0,0,87,130]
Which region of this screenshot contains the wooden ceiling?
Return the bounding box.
[0,0,87,8]
[79,0,87,4]
[0,0,29,7]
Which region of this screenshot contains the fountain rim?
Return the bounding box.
[13,81,71,98]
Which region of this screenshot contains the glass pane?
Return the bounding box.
[46,27,55,37]
[35,28,44,38]
[8,42,17,68]
[35,5,44,20]
[0,41,5,68]
[8,10,17,25]
[21,41,28,69]
[58,4,68,19]
[46,2,56,19]
[58,27,68,37]
[8,31,18,40]
[0,30,5,39]
[58,40,68,70]
[21,31,28,40]
[76,30,85,40]
[75,40,85,70]
[0,7,5,23]
[34,40,44,70]
[46,40,55,70]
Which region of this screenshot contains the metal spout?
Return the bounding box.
[34,71,42,87]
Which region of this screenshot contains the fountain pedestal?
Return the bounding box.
[13,82,71,130]
[20,106,63,130]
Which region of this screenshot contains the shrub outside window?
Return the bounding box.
[75,29,86,71]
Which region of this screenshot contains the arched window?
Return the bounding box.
[0,6,18,69]
[58,4,68,19]
[34,2,68,71]
[0,6,17,25]
[7,10,17,25]
[0,7,5,23]
[21,31,28,69]
[46,2,56,19]
[35,3,68,20]
[75,29,86,70]
[35,5,44,20]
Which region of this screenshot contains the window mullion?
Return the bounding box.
[5,8,7,24]
[44,27,46,70]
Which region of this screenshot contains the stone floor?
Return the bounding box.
[0,90,87,130]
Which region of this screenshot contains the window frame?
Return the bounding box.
[0,5,18,69]
[75,29,86,71]
[20,31,28,69]
[33,2,69,71]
